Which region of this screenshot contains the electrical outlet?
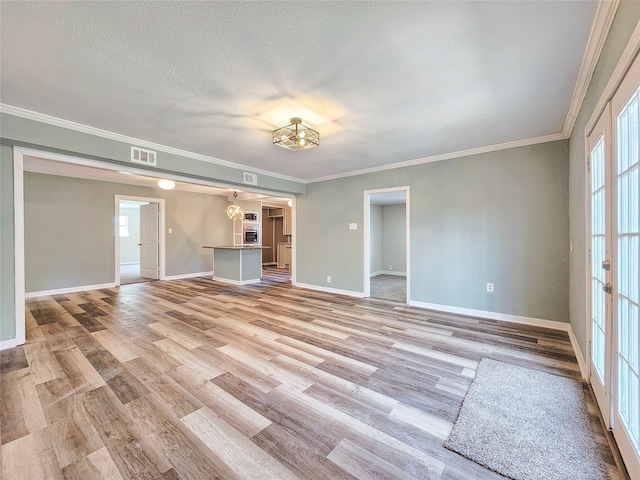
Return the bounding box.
[388,265,392,271]
[327,276,331,283]
[486,283,494,293]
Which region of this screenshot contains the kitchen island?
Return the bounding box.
[202,245,269,285]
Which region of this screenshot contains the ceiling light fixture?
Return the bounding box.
[273,117,319,151]
[226,191,244,220]
[157,179,175,190]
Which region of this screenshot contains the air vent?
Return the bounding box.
[131,146,157,166]
[243,172,258,185]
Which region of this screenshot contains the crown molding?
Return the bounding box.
[0,104,306,184]
[562,0,620,138]
[307,132,566,183]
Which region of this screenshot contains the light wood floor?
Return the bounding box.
[1,268,624,479]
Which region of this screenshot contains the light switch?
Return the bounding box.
[168,228,173,234]
[349,223,358,230]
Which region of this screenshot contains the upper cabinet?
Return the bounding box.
[284,208,292,236]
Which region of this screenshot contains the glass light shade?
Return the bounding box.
[226,203,244,220]
[273,117,319,151]
[157,179,175,190]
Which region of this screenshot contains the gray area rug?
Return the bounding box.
[445,358,609,480]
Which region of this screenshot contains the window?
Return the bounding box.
[119,215,129,237]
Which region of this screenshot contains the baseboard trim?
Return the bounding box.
[0,338,19,351]
[211,276,261,286]
[294,282,365,298]
[165,271,213,281]
[370,271,407,277]
[408,300,570,332]
[568,326,588,380]
[25,282,117,298]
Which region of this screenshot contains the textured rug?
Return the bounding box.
[445,358,609,480]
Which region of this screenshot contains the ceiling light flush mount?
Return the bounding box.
[226,191,244,220]
[157,179,175,190]
[273,117,319,151]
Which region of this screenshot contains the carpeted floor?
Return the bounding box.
[120,263,156,285]
[369,274,406,302]
[445,358,610,480]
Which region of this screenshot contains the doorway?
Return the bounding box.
[586,52,639,476]
[364,187,410,302]
[115,195,165,286]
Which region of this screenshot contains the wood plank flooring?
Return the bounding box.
[1,268,625,479]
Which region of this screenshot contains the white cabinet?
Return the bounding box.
[277,242,291,268]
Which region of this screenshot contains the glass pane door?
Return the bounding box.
[589,107,612,422]
[615,83,639,464]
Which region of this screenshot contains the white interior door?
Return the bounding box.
[588,104,612,424]
[140,202,159,280]
[610,54,639,476]
[588,53,639,477]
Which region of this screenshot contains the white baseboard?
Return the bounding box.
[25,282,117,298]
[568,326,588,380]
[294,282,365,298]
[0,338,20,350]
[165,271,213,281]
[370,271,407,277]
[408,300,570,332]
[211,276,261,286]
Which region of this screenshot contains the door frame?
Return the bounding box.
[115,195,165,285]
[363,186,410,302]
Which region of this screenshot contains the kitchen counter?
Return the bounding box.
[202,245,270,285]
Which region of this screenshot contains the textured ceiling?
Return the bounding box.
[1,1,598,180]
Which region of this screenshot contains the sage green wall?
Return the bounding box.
[1,113,306,195]
[119,206,141,264]
[569,4,640,355]
[298,140,569,322]
[382,204,406,274]
[24,172,232,292]
[370,204,382,274]
[1,148,15,341]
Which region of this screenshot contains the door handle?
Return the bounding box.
[138,243,142,246]
[603,282,612,294]
[602,259,610,271]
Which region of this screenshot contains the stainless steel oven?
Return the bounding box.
[243,225,259,244]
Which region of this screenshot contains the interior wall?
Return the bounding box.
[0,148,15,342]
[297,140,570,323]
[381,204,406,275]
[568,4,640,355]
[119,205,141,264]
[24,172,232,292]
[370,203,382,274]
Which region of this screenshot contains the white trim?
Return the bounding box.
[310,133,565,183]
[0,338,19,351]
[408,300,570,331]
[585,20,640,136]
[295,282,365,298]
[0,104,304,184]
[3,104,566,185]
[363,186,411,303]
[211,276,261,286]
[25,282,117,298]
[13,149,25,347]
[563,0,620,137]
[120,261,139,265]
[370,271,407,277]
[115,195,165,285]
[569,325,589,380]
[165,271,213,281]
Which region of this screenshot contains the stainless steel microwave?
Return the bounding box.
[244,212,258,221]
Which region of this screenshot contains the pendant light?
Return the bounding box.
[226,191,244,220]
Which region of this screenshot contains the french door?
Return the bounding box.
[588,53,639,476]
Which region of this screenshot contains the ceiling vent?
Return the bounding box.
[243,172,258,185]
[131,146,157,166]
